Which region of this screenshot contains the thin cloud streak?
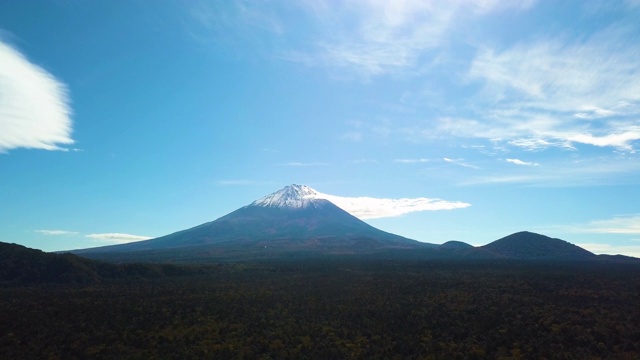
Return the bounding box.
[506,158,539,166]
[460,157,640,187]
[0,41,73,152]
[573,215,640,235]
[576,243,640,257]
[443,157,480,169]
[86,233,152,244]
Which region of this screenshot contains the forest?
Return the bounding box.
[1,259,639,359]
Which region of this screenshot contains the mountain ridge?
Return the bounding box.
[66,185,634,263]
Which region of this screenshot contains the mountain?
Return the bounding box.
[69,185,620,263]
[481,231,596,260]
[73,185,434,262]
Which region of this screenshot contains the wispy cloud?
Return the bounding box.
[35,230,78,236]
[460,26,640,152]
[575,243,640,258]
[0,40,73,152]
[314,192,471,219]
[86,233,152,244]
[461,156,640,186]
[505,158,539,166]
[572,215,640,235]
[286,0,535,78]
[443,157,480,169]
[186,0,534,78]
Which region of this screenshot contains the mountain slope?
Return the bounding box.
[1,241,215,284]
[438,241,474,250]
[482,231,596,260]
[73,185,432,260]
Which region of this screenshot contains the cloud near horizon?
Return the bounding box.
[577,215,640,235]
[86,233,152,244]
[576,243,640,258]
[313,192,471,219]
[0,40,73,152]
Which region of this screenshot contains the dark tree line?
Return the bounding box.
[1,259,639,359]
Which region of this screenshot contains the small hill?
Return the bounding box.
[0,242,102,284]
[438,241,474,250]
[0,242,213,285]
[482,231,595,260]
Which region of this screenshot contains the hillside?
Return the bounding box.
[0,241,214,285]
[482,231,596,260]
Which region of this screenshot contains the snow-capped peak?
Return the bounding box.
[250,184,325,209]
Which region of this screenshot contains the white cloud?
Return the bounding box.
[443,157,480,169]
[189,0,534,78]
[567,130,640,151]
[311,0,535,77]
[86,233,152,244]
[0,40,73,152]
[35,230,78,236]
[574,106,617,119]
[463,27,640,152]
[311,191,470,219]
[461,156,640,186]
[577,215,640,235]
[506,158,539,166]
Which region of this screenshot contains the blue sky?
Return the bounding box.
[1,0,640,256]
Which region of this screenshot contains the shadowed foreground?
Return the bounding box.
[1,259,639,359]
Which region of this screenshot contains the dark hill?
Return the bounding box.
[438,241,474,250]
[482,231,595,260]
[0,242,212,285]
[0,241,103,284]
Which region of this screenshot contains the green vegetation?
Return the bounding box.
[1,259,639,359]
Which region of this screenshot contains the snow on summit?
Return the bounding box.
[249,184,471,218]
[250,184,325,208]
